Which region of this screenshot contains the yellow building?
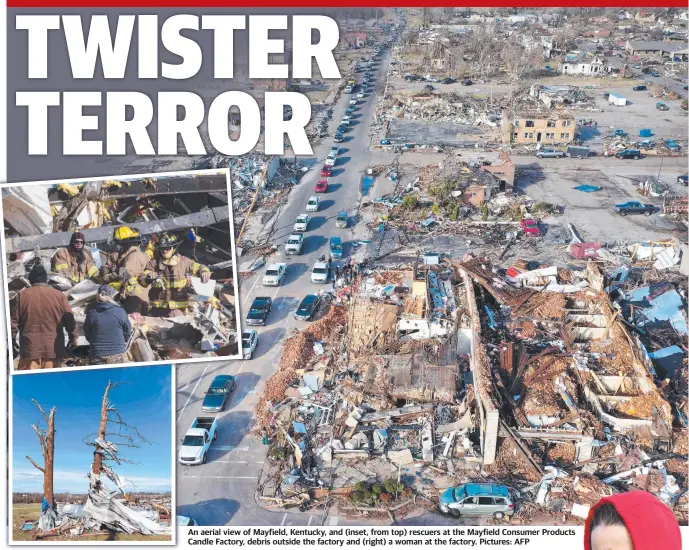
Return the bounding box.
[502,113,575,145]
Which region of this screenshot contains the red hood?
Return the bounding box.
[584,491,681,550]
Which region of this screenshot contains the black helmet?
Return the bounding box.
[156,233,180,249]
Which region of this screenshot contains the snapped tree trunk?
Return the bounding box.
[92,381,112,476]
[26,400,56,507]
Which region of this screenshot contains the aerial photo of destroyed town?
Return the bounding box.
[176,7,688,527]
[3,170,240,371]
[12,366,173,541]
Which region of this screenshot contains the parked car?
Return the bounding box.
[285,233,304,255]
[344,85,353,94]
[330,145,339,156]
[179,417,218,465]
[321,165,332,177]
[325,153,336,166]
[678,174,688,186]
[439,483,514,519]
[315,180,328,193]
[349,99,357,107]
[664,139,681,152]
[345,107,355,116]
[246,296,272,326]
[242,330,258,360]
[614,201,655,216]
[650,71,660,77]
[310,261,331,284]
[615,149,641,160]
[566,146,590,159]
[461,79,473,86]
[336,210,348,228]
[641,67,651,74]
[201,375,236,413]
[636,140,656,149]
[329,236,344,259]
[632,85,647,91]
[536,148,565,159]
[295,294,321,321]
[262,263,287,286]
[306,195,320,212]
[520,218,540,236]
[357,91,365,99]
[342,115,352,124]
[334,132,344,143]
[294,214,310,232]
[656,102,669,111]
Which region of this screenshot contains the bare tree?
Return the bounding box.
[26,400,55,508]
[85,381,150,481]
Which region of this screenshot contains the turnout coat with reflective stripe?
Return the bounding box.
[140,255,210,310]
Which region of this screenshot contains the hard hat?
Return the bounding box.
[114,226,141,242]
[156,233,180,249]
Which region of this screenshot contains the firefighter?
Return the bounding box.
[99,226,151,315]
[51,231,99,284]
[139,233,212,318]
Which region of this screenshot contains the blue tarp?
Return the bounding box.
[573,185,602,193]
[644,289,688,335]
[362,175,375,196]
[484,306,497,330]
[648,346,685,379]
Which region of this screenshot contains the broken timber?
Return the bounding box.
[358,404,435,422]
[7,206,230,254]
[499,420,544,477]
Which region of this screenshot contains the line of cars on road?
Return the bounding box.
[244,46,380,349]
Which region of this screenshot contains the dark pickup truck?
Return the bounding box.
[246,297,273,326]
[614,201,655,216]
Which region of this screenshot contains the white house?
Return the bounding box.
[559,55,605,75]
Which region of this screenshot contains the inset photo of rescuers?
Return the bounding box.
[2,170,241,372]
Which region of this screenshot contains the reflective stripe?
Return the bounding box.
[87,266,99,277]
[109,282,123,291]
[191,262,209,276]
[150,300,189,309]
[152,278,187,289]
[54,263,69,270]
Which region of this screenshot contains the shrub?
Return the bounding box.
[403,195,418,209]
[384,479,397,494]
[354,481,367,493]
[350,491,364,503]
[397,483,406,493]
[380,493,393,504]
[372,484,383,495]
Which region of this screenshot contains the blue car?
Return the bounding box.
[329,237,344,259]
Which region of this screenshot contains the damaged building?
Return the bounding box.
[254,245,687,524]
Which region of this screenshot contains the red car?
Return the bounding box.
[315,180,328,193]
[321,166,332,177]
[520,218,540,236]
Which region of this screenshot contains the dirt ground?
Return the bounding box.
[12,503,172,542]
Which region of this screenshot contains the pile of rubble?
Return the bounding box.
[255,246,687,524]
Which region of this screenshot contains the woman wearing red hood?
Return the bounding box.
[584,491,681,550]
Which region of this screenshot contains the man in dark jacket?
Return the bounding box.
[83,285,132,364]
[10,263,78,370]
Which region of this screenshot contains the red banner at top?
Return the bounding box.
[7,0,689,7]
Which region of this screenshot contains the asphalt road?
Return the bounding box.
[176,47,393,527]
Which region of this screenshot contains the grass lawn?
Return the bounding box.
[12,503,172,542]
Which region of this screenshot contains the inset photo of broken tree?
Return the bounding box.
[10,365,174,542]
[2,169,241,373]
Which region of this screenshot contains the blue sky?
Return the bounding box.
[12,366,173,494]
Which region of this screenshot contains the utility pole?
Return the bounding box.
[237,163,269,245]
